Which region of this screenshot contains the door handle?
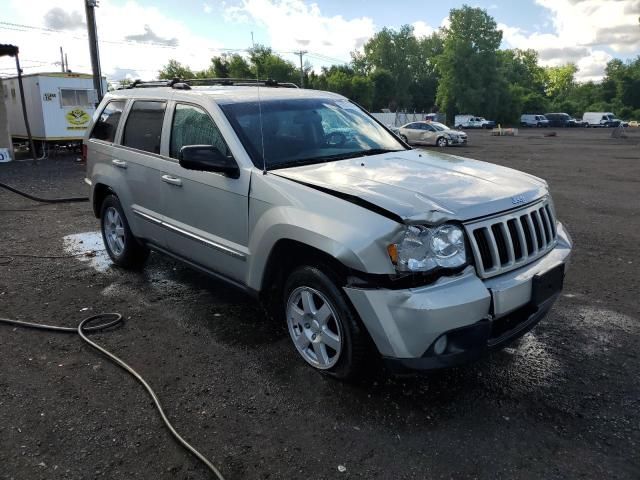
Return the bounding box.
[112,159,127,169]
[161,174,182,186]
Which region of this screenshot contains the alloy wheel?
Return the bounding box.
[286,286,343,369]
[104,206,125,257]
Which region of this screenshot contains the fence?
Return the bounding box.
[371,111,447,127]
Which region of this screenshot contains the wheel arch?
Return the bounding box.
[92,183,114,218]
[256,238,352,319]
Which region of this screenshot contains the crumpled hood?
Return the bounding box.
[274,149,548,223]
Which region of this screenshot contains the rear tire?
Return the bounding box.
[283,265,368,380]
[437,136,448,147]
[100,194,149,269]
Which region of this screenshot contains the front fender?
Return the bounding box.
[246,203,399,291]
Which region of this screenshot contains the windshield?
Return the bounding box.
[428,122,449,131]
[220,98,406,170]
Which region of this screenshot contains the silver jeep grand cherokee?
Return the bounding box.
[84,80,572,379]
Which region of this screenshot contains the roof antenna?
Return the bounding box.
[252,32,267,175]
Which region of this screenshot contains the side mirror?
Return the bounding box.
[178,145,240,179]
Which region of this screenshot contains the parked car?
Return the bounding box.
[628,120,639,128]
[567,117,587,127]
[398,121,467,147]
[84,80,572,379]
[582,112,627,128]
[454,115,496,129]
[521,114,550,127]
[544,113,572,127]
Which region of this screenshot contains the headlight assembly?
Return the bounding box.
[388,224,467,272]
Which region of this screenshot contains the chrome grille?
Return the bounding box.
[465,200,557,278]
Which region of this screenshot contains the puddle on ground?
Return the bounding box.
[62,231,112,272]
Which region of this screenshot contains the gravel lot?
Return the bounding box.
[1,128,639,479]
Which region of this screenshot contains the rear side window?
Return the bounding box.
[122,101,166,154]
[170,103,231,159]
[90,100,126,142]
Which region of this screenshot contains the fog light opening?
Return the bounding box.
[433,335,448,355]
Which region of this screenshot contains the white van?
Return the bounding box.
[582,112,625,128]
[454,115,495,129]
[520,114,549,127]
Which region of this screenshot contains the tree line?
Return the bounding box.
[158,5,640,124]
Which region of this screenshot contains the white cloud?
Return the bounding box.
[0,0,224,81]
[224,0,375,63]
[203,3,213,14]
[500,0,638,81]
[411,21,434,38]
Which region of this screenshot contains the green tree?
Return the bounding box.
[350,76,374,109]
[227,54,252,79]
[436,5,503,120]
[544,64,578,99]
[158,59,195,79]
[370,68,395,110]
[248,45,298,83]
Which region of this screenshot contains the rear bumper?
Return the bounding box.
[344,222,572,371]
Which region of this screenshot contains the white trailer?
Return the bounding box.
[1,72,107,147]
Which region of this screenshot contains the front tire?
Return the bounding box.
[437,136,448,147]
[283,265,368,380]
[400,134,408,143]
[100,194,149,269]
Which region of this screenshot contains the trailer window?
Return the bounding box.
[122,101,166,154]
[90,100,126,142]
[60,88,93,107]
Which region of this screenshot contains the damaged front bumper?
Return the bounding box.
[343,222,572,371]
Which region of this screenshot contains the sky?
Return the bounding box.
[0,0,638,83]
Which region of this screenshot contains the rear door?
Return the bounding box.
[158,101,250,282]
[116,99,169,245]
[87,99,126,180]
[403,123,421,142]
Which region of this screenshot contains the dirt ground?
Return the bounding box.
[1,128,639,479]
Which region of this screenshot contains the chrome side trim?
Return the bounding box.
[132,208,246,261]
[133,209,162,225]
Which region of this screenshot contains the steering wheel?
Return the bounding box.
[326,131,347,147]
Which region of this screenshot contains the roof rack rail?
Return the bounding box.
[184,78,299,88]
[124,78,190,90]
[121,77,299,90]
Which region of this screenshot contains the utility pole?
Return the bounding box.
[0,44,36,160]
[294,50,307,88]
[84,0,103,104]
[59,46,65,73]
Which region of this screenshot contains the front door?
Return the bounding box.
[159,102,250,283]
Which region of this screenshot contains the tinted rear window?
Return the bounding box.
[90,100,126,142]
[122,101,166,154]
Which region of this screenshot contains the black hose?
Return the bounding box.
[0,181,88,203]
[0,313,225,479]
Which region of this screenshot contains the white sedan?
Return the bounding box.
[398,121,467,147]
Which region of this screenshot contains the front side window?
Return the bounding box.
[122,101,166,154]
[90,100,126,142]
[221,98,405,171]
[170,104,231,159]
